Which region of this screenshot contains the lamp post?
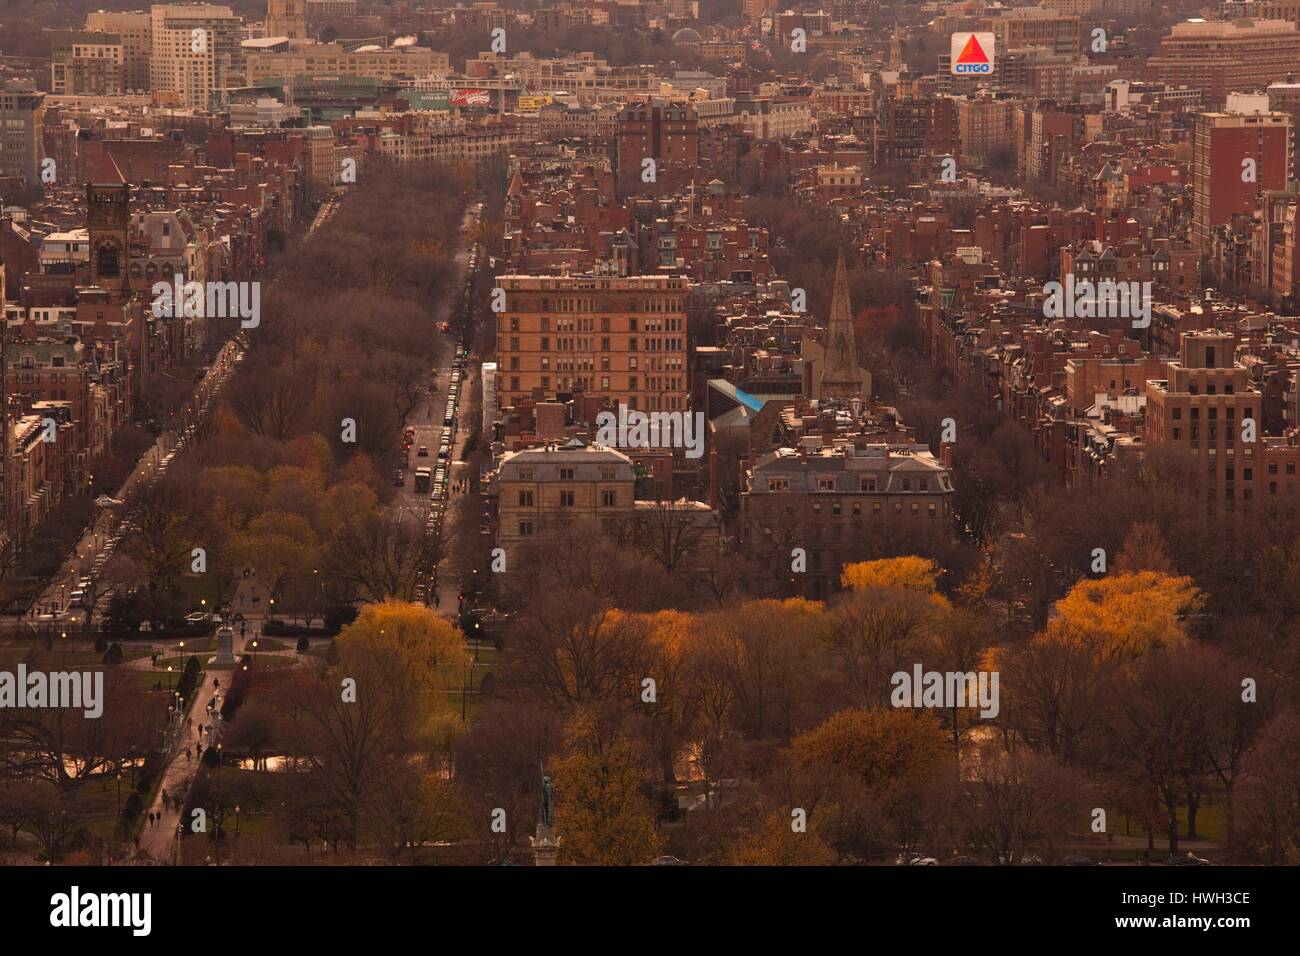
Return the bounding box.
[234,804,241,834]
[166,664,173,692]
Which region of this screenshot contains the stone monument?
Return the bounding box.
[215,625,235,666]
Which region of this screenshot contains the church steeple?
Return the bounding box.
[86,151,130,301]
[818,247,867,400]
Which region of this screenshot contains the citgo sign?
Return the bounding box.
[951,32,995,75]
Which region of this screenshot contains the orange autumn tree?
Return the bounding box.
[1052,570,1204,660]
[841,556,946,599]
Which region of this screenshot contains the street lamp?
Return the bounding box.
[234,805,240,834]
[166,664,173,692]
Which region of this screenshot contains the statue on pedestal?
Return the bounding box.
[531,765,559,865]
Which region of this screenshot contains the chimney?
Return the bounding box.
[940,441,954,469]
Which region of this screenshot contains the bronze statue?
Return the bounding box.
[540,770,554,828]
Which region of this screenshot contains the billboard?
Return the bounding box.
[451,88,491,107]
[518,94,553,113]
[951,32,995,76]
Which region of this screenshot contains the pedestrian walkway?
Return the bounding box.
[136,622,250,863]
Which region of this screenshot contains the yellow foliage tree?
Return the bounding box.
[729,809,837,866]
[552,710,661,865]
[1052,571,1203,659]
[841,557,950,609]
[336,600,468,705]
[790,707,950,786]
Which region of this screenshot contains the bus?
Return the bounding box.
[414,467,432,493]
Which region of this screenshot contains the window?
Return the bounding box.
[817,477,835,491]
[519,520,534,536]
[559,491,575,508]
[559,468,575,480]
[518,491,533,507]
[602,490,616,507]
[768,478,789,491]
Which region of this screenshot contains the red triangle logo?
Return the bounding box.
[957,35,988,64]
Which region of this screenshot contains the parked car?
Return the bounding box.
[393,470,405,487]
[416,446,430,457]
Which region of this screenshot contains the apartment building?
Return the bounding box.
[493,273,690,414]
[0,89,46,186]
[1147,332,1262,511]
[150,4,244,109]
[51,31,125,97]
[616,101,699,197]
[85,10,153,94]
[494,441,636,548]
[981,9,1081,56]
[1192,110,1292,251]
[957,91,1015,162]
[741,441,956,597]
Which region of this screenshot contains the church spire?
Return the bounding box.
[818,247,866,400]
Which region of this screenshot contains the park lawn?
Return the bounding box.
[1110,794,1228,847]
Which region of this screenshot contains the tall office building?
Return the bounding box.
[493,274,690,413]
[1191,109,1292,250]
[0,88,45,185]
[85,10,153,94]
[149,4,243,110]
[266,0,307,39]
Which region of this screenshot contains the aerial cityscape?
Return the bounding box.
[0,0,1292,914]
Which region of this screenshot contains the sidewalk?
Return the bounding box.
[136,622,251,863]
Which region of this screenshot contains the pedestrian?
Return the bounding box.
[185,747,191,763]
[162,792,170,811]
[434,593,441,609]
[147,812,154,827]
